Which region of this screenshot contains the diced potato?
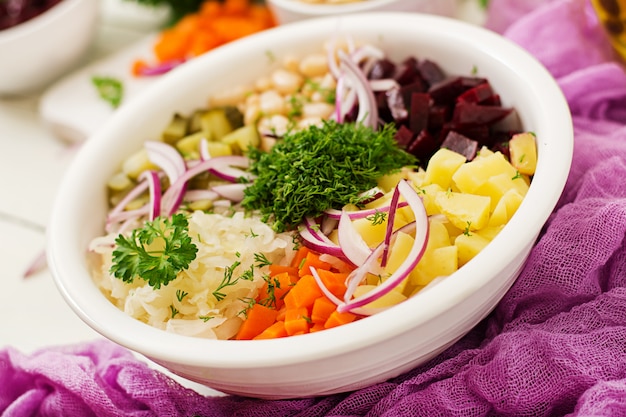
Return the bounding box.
[476,225,505,241]
[501,188,525,218]
[423,148,467,189]
[176,131,206,159]
[122,149,158,180]
[417,183,444,216]
[474,146,495,160]
[411,245,458,286]
[351,285,407,309]
[434,191,491,231]
[509,132,538,175]
[452,151,517,193]
[383,231,415,293]
[475,172,528,210]
[406,168,426,187]
[455,233,491,266]
[351,211,410,247]
[377,171,405,193]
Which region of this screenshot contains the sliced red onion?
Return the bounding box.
[299,226,344,258]
[22,250,47,279]
[138,59,185,76]
[211,183,248,202]
[380,184,401,267]
[139,170,162,221]
[107,180,149,224]
[338,50,379,129]
[369,79,399,92]
[200,138,211,161]
[337,210,372,266]
[323,200,408,221]
[184,189,219,202]
[106,204,151,227]
[343,243,386,303]
[144,141,186,185]
[337,180,429,313]
[320,216,338,236]
[207,155,254,182]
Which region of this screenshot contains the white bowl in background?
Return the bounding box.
[0,0,99,96]
[47,12,573,399]
[267,0,458,24]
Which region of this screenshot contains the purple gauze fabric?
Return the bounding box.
[3,0,626,416]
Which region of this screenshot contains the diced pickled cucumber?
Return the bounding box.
[201,109,234,141]
[122,149,158,180]
[221,125,260,153]
[161,113,189,144]
[176,131,207,159]
[107,172,133,191]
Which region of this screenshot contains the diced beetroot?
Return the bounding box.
[482,94,502,106]
[428,76,487,107]
[400,81,427,108]
[491,141,511,159]
[407,130,439,162]
[427,105,450,132]
[456,82,495,104]
[394,57,421,86]
[409,93,431,134]
[368,58,396,80]
[452,102,513,127]
[446,123,491,144]
[441,131,479,161]
[418,60,446,87]
[395,125,415,149]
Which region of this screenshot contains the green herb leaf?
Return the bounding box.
[110,213,198,289]
[242,120,417,232]
[92,76,123,109]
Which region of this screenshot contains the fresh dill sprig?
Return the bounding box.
[242,120,417,232]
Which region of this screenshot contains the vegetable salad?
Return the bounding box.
[90,38,537,340]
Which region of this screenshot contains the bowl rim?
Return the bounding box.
[267,0,412,15]
[47,12,573,370]
[0,0,90,42]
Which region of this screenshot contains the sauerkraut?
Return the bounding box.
[90,210,296,339]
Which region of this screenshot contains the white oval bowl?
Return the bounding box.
[267,0,458,24]
[47,12,573,399]
[0,0,99,96]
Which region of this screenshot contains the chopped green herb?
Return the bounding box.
[199,315,214,322]
[176,289,188,302]
[242,120,417,232]
[213,260,242,301]
[110,214,198,289]
[366,210,387,226]
[169,305,179,318]
[254,252,272,268]
[512,171,522,180]
[463,221,473,236]
[92,76,123,109]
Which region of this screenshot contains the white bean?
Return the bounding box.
[271,69,304,95]
[259,90,286,115]
[299,53,329,78]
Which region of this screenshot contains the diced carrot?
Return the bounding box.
[298,251,332,277]
[131,59,148,77]
[311,296,338,324]
[324,310,357,329]
[269,264,299,277]
[290,246,310,269]
[309,323,326,333]
[223,0,249,15]
[283,305,311,336]
[235,303,278,340]
[275,305,287,322]
[315,269,349,298]
[257,271,297,310]
[199,0,221,17]
[253,321,287,340]
[285,274,323,308]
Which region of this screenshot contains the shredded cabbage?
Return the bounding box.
[90,211,296,339]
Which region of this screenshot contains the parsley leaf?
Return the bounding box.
[110,213,198,289]
[242,120,417,232]
[92,76,123,109]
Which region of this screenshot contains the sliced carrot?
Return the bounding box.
[253,321,287,340]
[235,303,278,340]
[298,251,332,277]
[311,296,338,325]
[324,310,357,329]
[285,274,323,309]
